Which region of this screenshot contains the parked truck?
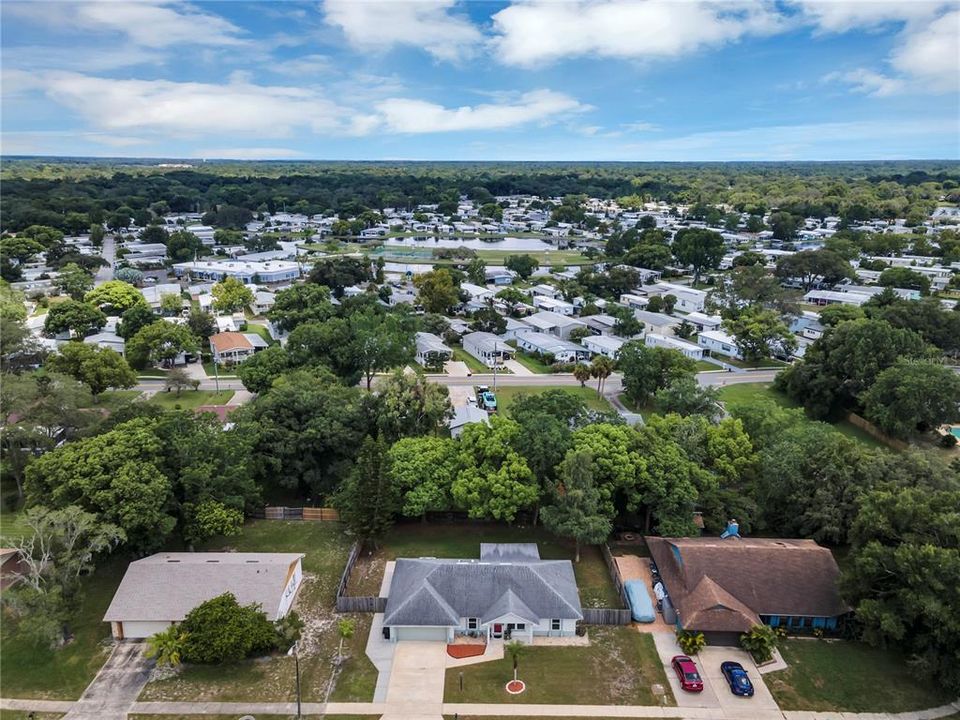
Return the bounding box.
[475,385,497,413]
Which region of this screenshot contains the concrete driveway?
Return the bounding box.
[64,642,153,720]
[382,641,448,719]
[652,633,780,714]
[699,645,780,715]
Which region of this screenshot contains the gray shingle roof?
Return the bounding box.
[384,555,583,627]
[480,543,540,562]
[103,552,304,622]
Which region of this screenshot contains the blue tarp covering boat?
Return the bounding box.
[625,579,656,623]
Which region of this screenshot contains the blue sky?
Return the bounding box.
[2,1,958,161]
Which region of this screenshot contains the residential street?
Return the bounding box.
[93,233,115,286]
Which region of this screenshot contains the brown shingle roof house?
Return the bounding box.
[646,536,850,643]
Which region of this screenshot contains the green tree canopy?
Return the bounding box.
[671,228,724,284]
[43,300,106,338]
[46,342,136,397]
[862,359,960,438]
[84,280,147,315]
[126,321,199,369]
[212,276,254,313]
[541,449,612,562]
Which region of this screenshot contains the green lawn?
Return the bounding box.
[137,368,170,377]
[508,347,554,374]
[95,390,142,411]
[766,639,955,712]
[147,390,235,410]
[717,383,888,450]
[451,346,489,374]
[0,509,30,543]
[722,356,789,369]
[244,322,277,346]
[139,520,377,704]
[353,523,622,608]
[695,360,719,371]
[201,362,238,378]
[444,626,672,705]
[0,558,126,699]
[496,385,613,413]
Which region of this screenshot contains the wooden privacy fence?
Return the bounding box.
[335,541,386,613]
[264,506,340,521]
[583,608,633,625]
[580,544,632,626]
[846,413,909,451]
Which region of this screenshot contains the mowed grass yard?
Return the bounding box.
[0,558,126,699]
[766,639,955,712]
[347,523,622,609]
[444,626,672,706]
[496,385,613,414]
[717,383,888,450]
[147,390,235,410]
[139,520,378,704]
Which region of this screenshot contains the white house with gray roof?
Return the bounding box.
[103,552,304,640]
[383,544,582,643]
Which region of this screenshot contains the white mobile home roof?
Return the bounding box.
[104,553,304,623]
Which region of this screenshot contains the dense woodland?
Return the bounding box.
[2,159,959,232]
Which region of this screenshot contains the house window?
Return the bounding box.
[467,618,478,630]
[551,619,561,631]
[515,623,525,631]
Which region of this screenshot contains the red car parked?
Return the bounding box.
[671,655,704,692]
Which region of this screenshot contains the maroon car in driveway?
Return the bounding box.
[671,655,704,692]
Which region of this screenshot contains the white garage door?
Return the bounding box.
[394,626,448,641]
[122,620,173,639]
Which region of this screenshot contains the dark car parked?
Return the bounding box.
[720,661,755,697]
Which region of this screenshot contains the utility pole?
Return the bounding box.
[213,356,220,394]
[293,641,302,719]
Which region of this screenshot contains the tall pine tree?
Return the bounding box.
[335,435,400,547]
[540,449,612,562]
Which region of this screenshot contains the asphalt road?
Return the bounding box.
[94,234,116,285]
[135,369,780,394]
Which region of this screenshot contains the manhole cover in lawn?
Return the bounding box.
[506,679,526,694]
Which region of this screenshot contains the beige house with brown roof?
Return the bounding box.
[646,536,849,644]
[209,331,268,364]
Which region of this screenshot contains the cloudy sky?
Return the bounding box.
[2,0,958,161]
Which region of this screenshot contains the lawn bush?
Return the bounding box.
[180,593,280,664]
[677,630,706,655]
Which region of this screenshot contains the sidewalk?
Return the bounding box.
[3,697,958,719]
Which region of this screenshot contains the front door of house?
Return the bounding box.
[493,623,503,638]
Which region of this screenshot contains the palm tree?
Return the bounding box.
[506,640,528,683]
[145,626,187,667]
[590,356,614,397]
[573,363,592,387]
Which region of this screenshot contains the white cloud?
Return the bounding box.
[791,1,947,33]
[820,8,959,96]
[489,0,784,66]
[271,54,334,76]
[890,10,960,93]
[323,0,483,61]
[823,68,905,96]
[616,117,959,159]
[3,1,247,48]
[22,72,589,140]
[194,147,305,159]
[39,73,348,137]
[373,90,590,133]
